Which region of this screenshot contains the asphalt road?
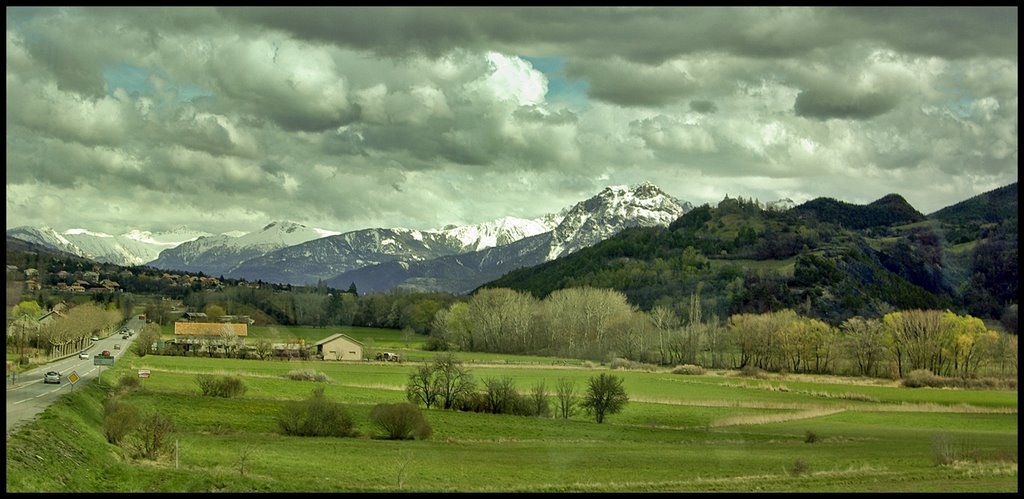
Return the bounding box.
[6,317,144,434]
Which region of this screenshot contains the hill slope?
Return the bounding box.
[482,192,989,325]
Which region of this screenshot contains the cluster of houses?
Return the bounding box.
[6,265,224,294]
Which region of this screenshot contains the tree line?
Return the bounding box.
[429,286,1017,380]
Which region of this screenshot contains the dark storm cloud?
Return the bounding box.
[689,100,718,114]
[833,7,1018,60]
[565,58,698,108]
[223,7,1017,63]
[793,88,901,121]
[5,7,1018,235]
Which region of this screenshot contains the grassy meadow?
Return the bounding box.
[6,326,1017,492]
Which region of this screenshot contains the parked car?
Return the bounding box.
[79,351,89,359]
[44,371,61,384]
[91,336,99,341]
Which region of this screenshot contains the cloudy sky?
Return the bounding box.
[6,6,1018,236]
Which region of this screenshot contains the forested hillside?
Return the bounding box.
[483,187,1016,328]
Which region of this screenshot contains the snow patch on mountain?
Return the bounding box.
[64,228,113,237]
[546,181,691,260]
[148,221,337,276]
[440,216,553,252]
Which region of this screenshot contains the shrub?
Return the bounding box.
[902,369,943,388]
[804,430,818,444]
[671,364,706,375]
[932,432,976,465]
[789,459,810,476]
[369,403,432,440]
[608,357,632,370]
[482,377,522,415]
[117,373,141,392]
[609,357,660,372]
[125,413,175,460]
[284,370,333,383]
[277,386,355,437]
[103,397,139,445]
[455,392,489,413]
[196,374,247,398]
[738,365,767,378]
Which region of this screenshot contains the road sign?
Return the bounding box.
[138,369,150,378]
[93,356,114,366]
[67,371,80,384]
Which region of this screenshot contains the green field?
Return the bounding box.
[6,327,1017,492]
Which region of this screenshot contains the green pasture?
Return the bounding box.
[6,342,1017,492]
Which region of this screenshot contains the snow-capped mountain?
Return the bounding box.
[226,228,468,285]
[439,215,560,252]
[123,226,213,247]
[226,214,562,286]
[8,182,692,292]
[148,221,330,276]
[547,181,691,260]
[326,232,555,294]
[6,227,81,255]
[326,182,692,294]
[6,226,211,266]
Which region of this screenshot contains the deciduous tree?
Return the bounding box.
[580,373,629,424]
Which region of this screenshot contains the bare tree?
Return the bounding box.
[433,352,475,410]
[555,378,578,420]
[253,337,273,360]
[406,364,440,409]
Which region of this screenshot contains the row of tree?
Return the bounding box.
[406,353,629,423]
[428,286,1017,380]
[7,301,123,363]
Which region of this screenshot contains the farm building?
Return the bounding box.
[172,322,248,355]
[182,312,209,322]
[315,333,363,361]
[174,322,248,337]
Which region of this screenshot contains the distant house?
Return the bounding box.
[38,309,65,325]
[315,333,364,361]
[183,312,208,322]
[221,315,255,325]
[68,285,86,293]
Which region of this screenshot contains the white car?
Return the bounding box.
[79,351,89,360]
[44,371,61,384]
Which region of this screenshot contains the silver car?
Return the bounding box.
[44,371,61,384]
